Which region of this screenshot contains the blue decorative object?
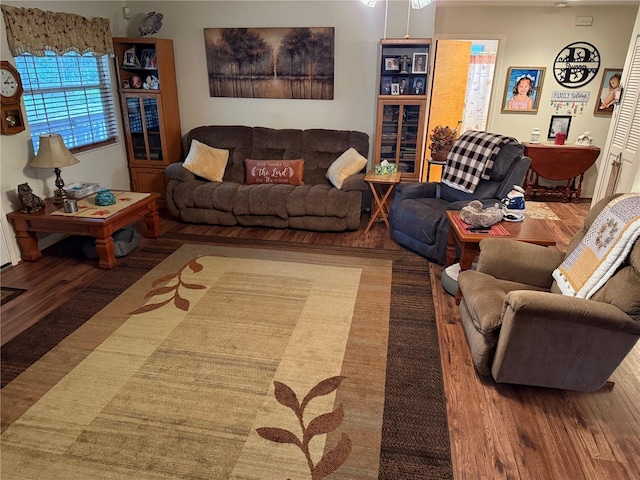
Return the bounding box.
[95,189,116,206]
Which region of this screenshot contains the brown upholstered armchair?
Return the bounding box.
[457,194,640,391]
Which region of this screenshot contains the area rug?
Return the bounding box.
[525,201,561,220]
[0,287,26,306]
[1,235,452,479]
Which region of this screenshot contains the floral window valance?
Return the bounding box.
[1,5,113,57]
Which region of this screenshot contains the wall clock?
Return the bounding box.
[553,42,600,89]
[1,60,26,134]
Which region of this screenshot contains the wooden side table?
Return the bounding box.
[364,171,402,233]
[522,142,601,202]
[7,192,160,269]
[425,158,447,181]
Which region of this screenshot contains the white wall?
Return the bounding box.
[124,0,435,135]
[435,4,638,198]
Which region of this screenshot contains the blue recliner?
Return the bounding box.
[389,140,531,265]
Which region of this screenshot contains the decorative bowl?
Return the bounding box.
[95,189,116,206]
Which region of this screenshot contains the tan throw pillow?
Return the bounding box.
[245,159,305,186]
[182,139,229,182]
[326,147,367,189]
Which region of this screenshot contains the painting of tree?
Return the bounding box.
[203,27,334,99]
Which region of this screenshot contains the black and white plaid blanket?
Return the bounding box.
[441,130,516,194]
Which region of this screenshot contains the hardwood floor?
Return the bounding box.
[2,201,639,479]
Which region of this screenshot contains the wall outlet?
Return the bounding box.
[123,7,131,20]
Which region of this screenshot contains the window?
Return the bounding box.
[15,51,118,153]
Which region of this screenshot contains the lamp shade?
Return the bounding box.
[30,134,79,169]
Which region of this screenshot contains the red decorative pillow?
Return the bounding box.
[245,159,305,186]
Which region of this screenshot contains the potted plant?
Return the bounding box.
[429,125,459,161]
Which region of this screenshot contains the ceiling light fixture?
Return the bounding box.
[554,2,568,7]
[360,0,377,7]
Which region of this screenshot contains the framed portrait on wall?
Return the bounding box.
[593,68,622,116]
[501,67,546,113]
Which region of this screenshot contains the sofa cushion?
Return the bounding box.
[326,148,367,189]
[182,139,229,182]
[233,184,295,219]
[245,159,305,186]
[489,142,525,180]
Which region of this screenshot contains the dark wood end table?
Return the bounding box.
[7,192,160,269]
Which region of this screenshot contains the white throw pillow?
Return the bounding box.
[326,148,367,189]
[182,139,229,182]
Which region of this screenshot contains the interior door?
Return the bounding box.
[423,40,471,181]
[592,34,640,202]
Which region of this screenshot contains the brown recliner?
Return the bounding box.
[457,194,640,391]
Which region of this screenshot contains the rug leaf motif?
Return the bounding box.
[129,256,207,315]
[257,376,352,479]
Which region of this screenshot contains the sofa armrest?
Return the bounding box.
[476,238,565,288]
[165,162,196,182]
[492,289,640,390]
[504,290,640,334]
[393,181,439,202]
[340,172,368,192]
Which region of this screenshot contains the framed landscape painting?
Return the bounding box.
[204,27,334,99]
[501,67,546,113]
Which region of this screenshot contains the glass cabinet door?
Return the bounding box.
[124,95,163,163]
[380,104,399,164]
[399,104,420,175]
[376,100,425,180]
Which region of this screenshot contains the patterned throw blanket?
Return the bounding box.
[441,130,517,194]
[553,193,640,299]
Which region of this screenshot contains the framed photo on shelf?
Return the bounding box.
[383,56,400,72]
[391,82,399,95]
[122,79,130,89]
[381,76,392,95]
[411,77,425,95]
[594,68,622,116]
[141,49,158,69]
[547,115,572,140]
[412,53,427,74]
[501,66,546,113]
[130,75,143,89]
[122,47,140,67]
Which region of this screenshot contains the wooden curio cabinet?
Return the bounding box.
[113,37,182,206]
[374,38,432,181]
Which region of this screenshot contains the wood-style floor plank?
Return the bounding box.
[2,201,639,479]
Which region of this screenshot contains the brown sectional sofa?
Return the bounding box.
[165,126,370,231]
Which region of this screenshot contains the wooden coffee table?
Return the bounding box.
[7,192,160,269]
[445,210,556,303]
[445,210,556,271]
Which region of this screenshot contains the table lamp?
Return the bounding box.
[30,133,79,204]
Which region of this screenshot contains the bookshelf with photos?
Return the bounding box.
[374,38,432,181]
[112,37,182,206]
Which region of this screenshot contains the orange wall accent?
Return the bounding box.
[423,40,471,181]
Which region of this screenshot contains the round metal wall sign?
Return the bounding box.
[553,41,600,89]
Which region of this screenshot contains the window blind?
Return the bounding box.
[15,51,118,153]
